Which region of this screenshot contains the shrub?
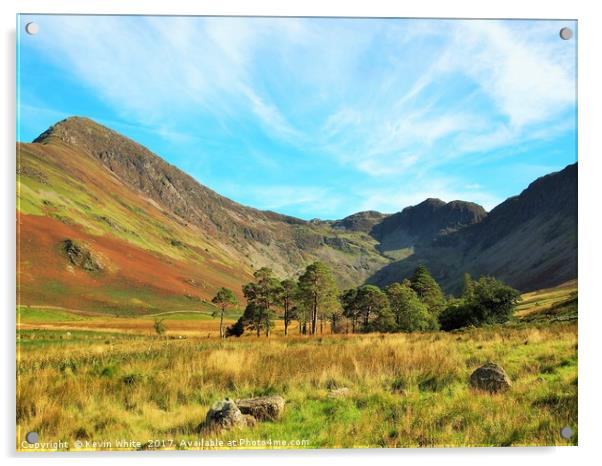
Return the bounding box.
[153,318,166,336]
[225,318,244,337]
[439,276,520,330]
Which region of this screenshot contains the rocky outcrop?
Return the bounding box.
[371,198,487,252]
[61,239,102,272]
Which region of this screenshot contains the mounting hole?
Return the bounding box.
[559,27,573,40]
[25,431,39,444]
[560,426,574,439]
[25,22,39,35]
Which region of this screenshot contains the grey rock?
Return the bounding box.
[204,398,246,431]
[469,363,512,393]
[235,395,285,421]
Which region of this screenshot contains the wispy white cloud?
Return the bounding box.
[219,184,344,218]
[317,19,576,177]
[240,86,304,142]
[455,21,575,129]
[28,16,305,141]
[21,16,576,218]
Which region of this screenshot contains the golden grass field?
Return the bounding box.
[16,283,578,450]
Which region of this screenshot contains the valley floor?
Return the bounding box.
[16,283,578,450]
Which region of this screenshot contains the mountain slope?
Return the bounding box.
[368,163,577,292]
[17,117,577,314]
[17,117,389,314]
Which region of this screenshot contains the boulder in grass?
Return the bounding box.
[204,398,246,431]
[235,395,285,421]
[469,363,512,393]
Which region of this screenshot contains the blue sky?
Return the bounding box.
[17,16,577,220]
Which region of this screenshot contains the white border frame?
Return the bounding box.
[3,1,601,465]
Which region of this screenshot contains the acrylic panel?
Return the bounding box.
[16,15,578,451]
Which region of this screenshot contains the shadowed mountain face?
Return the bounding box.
[368,163,577,292]
[371,198,487,254]
[17,117,577,313]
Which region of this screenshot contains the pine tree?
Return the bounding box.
[241,267,282,337]
[297,262,340,335]
[386,282,438,332]
[410,265,446,315]
[462,272,475,302]
[355,285,392,332]
[280,278,298,336]
[211,287,238,338]
[340,288,360,333]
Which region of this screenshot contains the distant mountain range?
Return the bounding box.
[16,117,577,314]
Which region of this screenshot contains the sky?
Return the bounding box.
[17,15,577,220]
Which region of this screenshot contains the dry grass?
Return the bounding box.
[17,322,577,450]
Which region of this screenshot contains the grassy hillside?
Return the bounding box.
[17,120,390,315]
[17,143,249,315]
[515,280,577,323]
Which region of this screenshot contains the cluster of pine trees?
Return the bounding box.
[340,266,443,334]
[221,262,520,338]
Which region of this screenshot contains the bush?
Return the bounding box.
[439,304,477,331]
[439,276,520,331]
[225,319,244,337]
[390,377,407,393]
[153,318,166,336]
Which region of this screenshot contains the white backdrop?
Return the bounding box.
[2,1,601,465]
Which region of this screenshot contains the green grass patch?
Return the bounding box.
[17,306,86,322]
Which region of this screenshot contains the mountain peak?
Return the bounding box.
[31,117,276,235]
[372,197,487,246]
[418,198,447,208]
[332,210,388,233]
[33,116,108,145]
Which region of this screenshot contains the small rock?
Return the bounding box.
[328,387,351,398]
[469,363,511,393]
[235,395,285,421]
[204,398,246,431]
